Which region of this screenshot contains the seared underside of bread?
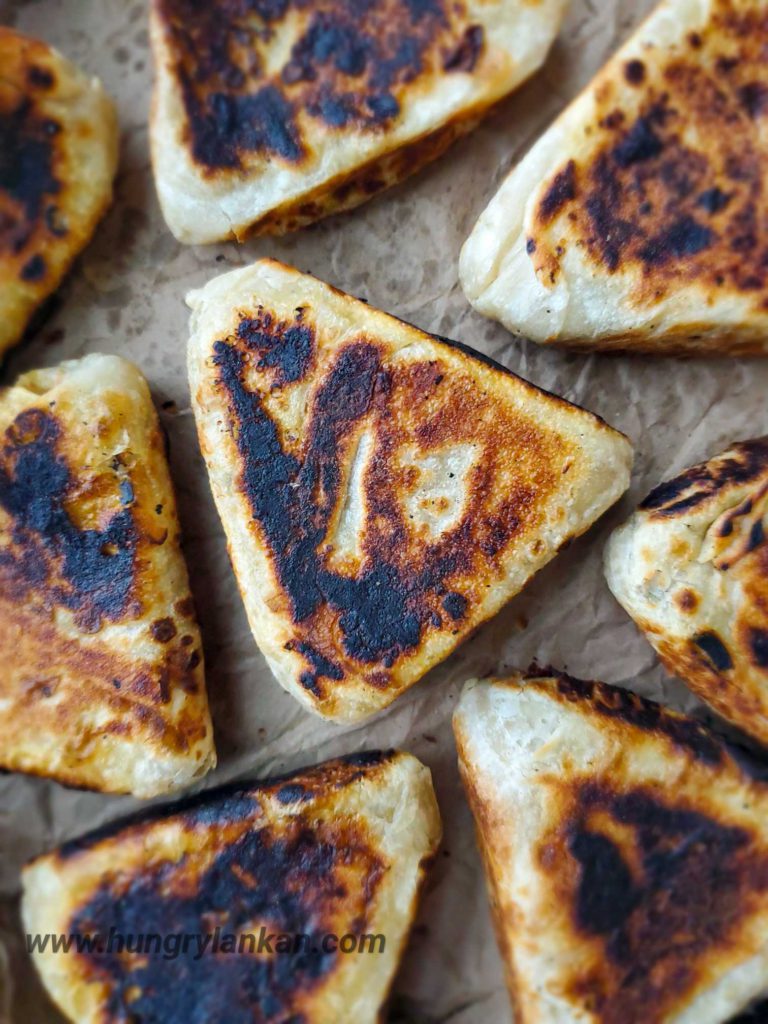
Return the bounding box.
[0,355,215,797]
[454,670,768,1024]
[461,0,768,354]
[21,750,442,1024]
[606,437,768,747]
[0,28,117,359]
[188,258,633,723]
[149,0,569,242]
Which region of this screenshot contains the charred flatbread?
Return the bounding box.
[461,0,768,354]
[149,0,569,243]
[0,28,117,359]
[606,437,768,747]
[22,749,441,1024]
[188,258,633,723]
[0,354,215,797]
[454,670,768,1023]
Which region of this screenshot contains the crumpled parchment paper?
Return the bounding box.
[1,0,766,1020]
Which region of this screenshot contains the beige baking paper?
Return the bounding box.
[1,0,766,1020]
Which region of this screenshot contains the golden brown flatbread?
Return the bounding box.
[149,0,569,242]
[22,749,441,1024]
[455,670,768,1023]
[0,355,215,797]
[606,437,768,747]
[0,28,117,359]
[188,258,633,723]
[461,0,768,354]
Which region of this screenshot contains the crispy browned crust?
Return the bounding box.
[546,678,768,1023]
[237,107,484,238]
[25,750,440,1024]
[153,0,485,174]
[534,777,768,1023]
[56,749,396,860]
[612,439,768,745]
[189,259,631,720]
[640,438,768,522]
[0,409,205,765]
[541,669,736,768]
[527,0,768,337]
[212,310,584,701]
[0,359,213,794]
[0,28,117,357]
[57,756,389,1021]
[456,671,768,1024]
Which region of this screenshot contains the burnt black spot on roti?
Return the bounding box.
[158,0,469,171]
[57,787,262,861]
[640,440,768,518]
[443,24,484,73]
[238,311,314,385]
[20,253,46,282]
[612,114,664,167]
[569,826,636,936]
[553,779,768,1021]
[550,672,726,768]
[638,215,714,265]
[185,84,304,168]
[749,517,765,552]
[697,186,732,214]
[693,630,734,672]
[275,783,309,804]
[0,96,61,255]
[624,60,646,86]
[740,81,768,119]
[69,817,384,1022]
[27,65,55,90]
[640,474,701,513]
[289,641,344,696]
[442,591,467,620]
[538,160,577,224]
[151,617,178,643]
[747,627,768,669]
[0,410,137,632]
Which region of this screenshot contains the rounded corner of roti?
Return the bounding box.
[149,0,569,243]
[0,27,118,359]
[461,0,768,355]
[605,435,768,749]
[0,353,215,798]
[20,749,442,1024]
[188,258,633,724]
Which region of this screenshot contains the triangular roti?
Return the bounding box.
[460,0,768,355]
[454,671,768,1023]
[0,355,215,797]
[606,437,768,747]
[149,0,569,243]
[188,258,633,723]
[0,28,117,360]
[22,749,441,1024]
